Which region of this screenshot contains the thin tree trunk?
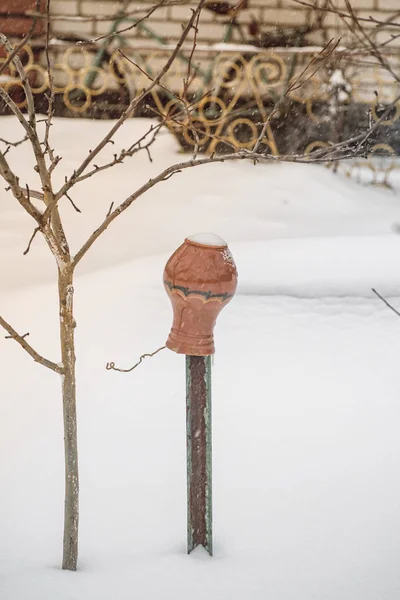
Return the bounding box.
[58,264,79,571]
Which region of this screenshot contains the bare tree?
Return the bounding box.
[0,0,398,573]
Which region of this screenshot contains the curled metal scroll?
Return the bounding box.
[0,44,399,188]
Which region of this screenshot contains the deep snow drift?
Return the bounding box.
[1,117,400,600]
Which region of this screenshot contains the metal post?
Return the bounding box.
[186,355,212,556]
[164,234,237,555]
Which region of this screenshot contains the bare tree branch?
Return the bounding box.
[340,0,400,83]
[80,0,187,44]
[0,33,71,261]
[0,135,28,149]
[72,148,347,267]
[43,0,59,174]
[0,315,63,373]
[72,75,400,268]
[0,85,34,138]
[0,34,37,126]
[0,149,67,265]
[54,0,207,205]
[0,0,41,77]
[290,0,400,29]
[23,225,41,255]
[0,151,43,222]
[65,192,81,213]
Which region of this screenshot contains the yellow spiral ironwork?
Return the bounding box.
[0,44,398,187]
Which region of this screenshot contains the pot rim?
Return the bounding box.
[184,237,227,250]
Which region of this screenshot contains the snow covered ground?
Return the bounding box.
[1,117,400,599]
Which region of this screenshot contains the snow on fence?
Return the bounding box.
[1,41,399,188]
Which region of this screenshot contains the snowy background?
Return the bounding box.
[1,117,400,599]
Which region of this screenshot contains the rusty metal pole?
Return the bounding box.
[186,355,212,555]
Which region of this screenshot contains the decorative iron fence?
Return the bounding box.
[1,42,400,187]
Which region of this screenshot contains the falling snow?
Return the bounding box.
[1,117,400,600]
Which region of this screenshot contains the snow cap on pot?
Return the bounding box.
[164,233,238,356]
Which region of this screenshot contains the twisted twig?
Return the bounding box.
[106,345,166,373]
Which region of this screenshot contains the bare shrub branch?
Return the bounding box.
[253,36,341,153]
[372,289,400,318]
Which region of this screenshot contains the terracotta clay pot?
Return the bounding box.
[164,234,238,356]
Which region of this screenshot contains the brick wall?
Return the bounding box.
[0,0,46,37]
[46,0,400,48]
